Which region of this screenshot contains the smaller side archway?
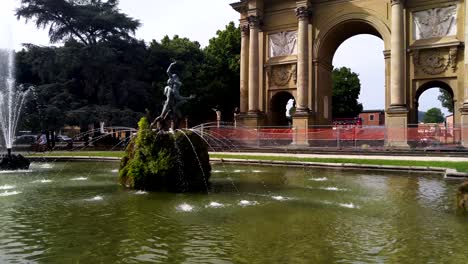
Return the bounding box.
[270,92,295,127]
[415,80,454,123]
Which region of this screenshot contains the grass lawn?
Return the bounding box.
[27,151,468,173]
[210,153,468,173]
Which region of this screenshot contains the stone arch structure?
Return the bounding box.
[231,0,468,147]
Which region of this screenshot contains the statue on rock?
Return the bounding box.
[120,62,210,193]
[151,61,194,130]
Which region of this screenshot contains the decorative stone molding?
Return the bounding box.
[413,47,458,75]
[247,16,261,29]
[449,46,458,72]
[295,7,311,21]
[413,5,457,40]
[390,0,404,6]
[267,64,297,87]
[269,31,298,57]
[241,24,250,36]
[383,50,391,60]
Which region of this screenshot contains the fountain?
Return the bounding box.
[119,62,211,192]
[0,49,31,170]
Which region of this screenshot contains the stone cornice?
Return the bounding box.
[230,1,247,14]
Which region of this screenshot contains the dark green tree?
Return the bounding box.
[332,67,363,118]
[16,40,151,131]
[203,22,241,122]
[16,0,140,45]
[437,89,454,113]
[423,107,445,123]
[146,35,206,123]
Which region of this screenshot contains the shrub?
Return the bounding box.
[119,117,211,192]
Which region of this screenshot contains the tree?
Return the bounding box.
[146,35,207,123]
[16,39,152,131]
[438,89,454,113]
[16,0,140,45]
[202,22,241,121]
[332,67,363,118]
[423,107,445,123]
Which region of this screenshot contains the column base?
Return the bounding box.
[460,108,468,148]
[385,106,409,149]
[291,112,315,146]
[236,112,266,127]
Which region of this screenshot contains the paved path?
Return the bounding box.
[212,152,468,162]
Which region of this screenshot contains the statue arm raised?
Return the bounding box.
[167,61,177,78]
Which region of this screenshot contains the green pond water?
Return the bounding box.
[0,161,466,263]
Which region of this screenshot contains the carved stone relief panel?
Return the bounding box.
[267,64,297,88]
[413,47,458,76]
[269,31,298,57]
[413,5,457,40]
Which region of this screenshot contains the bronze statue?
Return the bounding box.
[151,62,194,130]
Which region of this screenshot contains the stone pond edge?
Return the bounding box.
[26,155,468,180]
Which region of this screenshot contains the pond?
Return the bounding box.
[0,161,466,263]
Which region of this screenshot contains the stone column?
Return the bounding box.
[386,0,409,148]
[464,0,468,106]
[248,15,260,113]
[295,7,310,112]
[462,0,468,146]
[390,0,405,108]
[240,24,250,113]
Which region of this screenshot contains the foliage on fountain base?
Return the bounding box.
[457,181,468,210]
[0,154,30,170]
[119,118,211,192]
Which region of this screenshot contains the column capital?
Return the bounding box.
[295,6,311,21]
[241,24,250,36]
[390,0,405,6]
[247,15,261,29]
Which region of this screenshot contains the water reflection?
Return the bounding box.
[0,162,466,263]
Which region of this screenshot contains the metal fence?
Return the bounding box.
[192,123,464,151]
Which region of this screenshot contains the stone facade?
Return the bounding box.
[231,0,468,147]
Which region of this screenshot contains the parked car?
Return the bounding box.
[56,135,72,142]
[14,135,37,145]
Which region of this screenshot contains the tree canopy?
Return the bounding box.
[332,67,363,118]
[15,1,242,133]
[423,107,445,124]
[16,0,140,45]
[437,89,454,113]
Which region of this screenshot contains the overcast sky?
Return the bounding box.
[0,0,447,117]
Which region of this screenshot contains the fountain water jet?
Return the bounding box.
[0,49,31,170]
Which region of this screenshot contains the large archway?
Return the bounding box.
[314,17,390,125]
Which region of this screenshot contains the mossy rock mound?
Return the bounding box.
[457,181,468,210]
[0,154,30,170]
[119,118,211,192]
[458,181,468,194]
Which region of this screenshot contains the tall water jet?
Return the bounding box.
[0,49,31,170]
